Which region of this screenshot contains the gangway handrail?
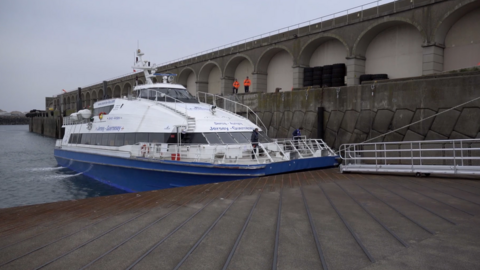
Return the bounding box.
[339,139,480,176]
[196,92,268,135]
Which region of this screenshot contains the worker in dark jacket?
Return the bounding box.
[251,128,259,159]
[292,127,303,140]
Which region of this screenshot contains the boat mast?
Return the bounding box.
[132,49,156,85]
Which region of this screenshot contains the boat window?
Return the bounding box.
[149,133,165,143]
[76,134,82,144]
[68,135,74,144]
[166,133,178,143]
[95,134,102,145]
[101,133,108,146]
[90,134,97,145]
[150,88,199,103]
[149,90,158,101]
[124,133,135,145]
[140,89,149,99]
[108,134,116,146]
[188,133,208,144]
[230,132,249,143]
[217,132,236,144]
[135,133,149,143]
[115,134,125,146]
[241,132,253,142]
[81,134,91,145]
[259,131,273,143]
[204,133,222,144]
[93,105,114,117]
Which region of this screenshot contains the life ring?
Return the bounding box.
[141,144,149,156]
[99,112,106,120]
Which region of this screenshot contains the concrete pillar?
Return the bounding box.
[422,44,444,75]
[293,66,304,89]
[252,72,267,93]
[221,77,234,95]
[196,81,208,94]
[346,56,366,86]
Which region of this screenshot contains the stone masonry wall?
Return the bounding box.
[230,71,480,150]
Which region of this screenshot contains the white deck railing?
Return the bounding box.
[196,92,268,135]
[132,138,335,165]
[339,139,480,176]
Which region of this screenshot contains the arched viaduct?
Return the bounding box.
[55,0,480,111]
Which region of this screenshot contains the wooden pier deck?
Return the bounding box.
[1,168,480,269]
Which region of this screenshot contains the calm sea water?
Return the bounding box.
[0,125,126,209]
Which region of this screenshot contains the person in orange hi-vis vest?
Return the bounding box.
[243,76,251,93]
[232,79,240,94]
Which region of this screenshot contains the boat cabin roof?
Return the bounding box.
[134,83,186,90]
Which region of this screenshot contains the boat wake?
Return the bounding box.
[27,167,63,172]
[46,172,83,179]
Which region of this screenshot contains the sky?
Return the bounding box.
[0,0,376,112]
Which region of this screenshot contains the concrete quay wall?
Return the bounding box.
[30,117,62,139]
[234,71,480,149]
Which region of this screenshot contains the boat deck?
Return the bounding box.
[1,168,480,269]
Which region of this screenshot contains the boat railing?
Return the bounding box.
[63,117,90,126]
[152,92,190,118]
[131,138,334,164]
[196,92,268,135]
[339,139,480,176]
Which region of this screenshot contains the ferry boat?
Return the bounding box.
[54,49,338,192]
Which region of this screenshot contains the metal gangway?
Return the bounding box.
[339,139,480,176]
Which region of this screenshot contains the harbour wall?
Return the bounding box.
[29,117,63,139]
[235,70,480,149]
[0,115,30,125]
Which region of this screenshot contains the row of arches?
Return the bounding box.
[175,5,479,95]
[59,81,144,110]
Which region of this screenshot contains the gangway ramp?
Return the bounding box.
[340,139,480,176]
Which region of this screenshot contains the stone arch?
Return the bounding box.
[435,1,480,71]
[91,91,97,104]
[137,80,144,85]
[106,87,112,99]
[256,45,294,73]
[298,34,349,66]
[86,92,91,108]
[256,46,294,93]
[152,77,157,83]
[113,85,121,98]
[81,93,86,108]
[224,54,254,93]
[178,67,197,95]
[198,61,222,94]
[352,18,426,57]
[353,19,425,79]
[98,89,104,100]
[66,96,70,110]
[224,54,254,78]
[433,0,480,45]
[122,83,132,97]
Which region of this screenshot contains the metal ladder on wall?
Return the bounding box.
[339,139,480,176]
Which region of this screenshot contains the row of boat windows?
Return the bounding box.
[68,132,272,146]
[92,105,114,117]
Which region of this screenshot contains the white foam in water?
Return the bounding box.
[27,167,64,172]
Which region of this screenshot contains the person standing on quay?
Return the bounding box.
[251,128,259,159]
[233,79,240,94]
[244,76,251,93]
